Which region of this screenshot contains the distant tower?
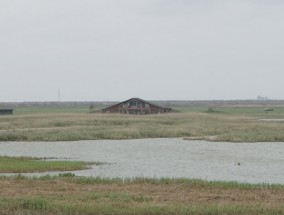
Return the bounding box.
[58,89,61,102]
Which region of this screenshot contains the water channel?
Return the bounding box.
[1,138,284,184]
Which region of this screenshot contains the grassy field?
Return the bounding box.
[0,107,284,142]
[1,175,284,215]
[1,104,284,214]
[0,156,94,173]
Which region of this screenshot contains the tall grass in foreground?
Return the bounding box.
[1,175,284,215]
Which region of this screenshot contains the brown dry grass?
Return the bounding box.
[1,177,284,208]
[1,112,284,142]
[1,176,284,214]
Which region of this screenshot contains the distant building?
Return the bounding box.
[102,98,171,114]
[0,109,13,115]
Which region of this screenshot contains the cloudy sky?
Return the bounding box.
[0,0,283,101]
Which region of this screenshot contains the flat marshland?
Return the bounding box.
[1,103,284,214]
[1,105,284,142]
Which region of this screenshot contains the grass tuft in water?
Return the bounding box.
[0,156,94,173]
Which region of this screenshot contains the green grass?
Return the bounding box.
[173,105,284,117]
[14,106,90,115]
[1,111,284,142]
[2,200,280,215]
[1,175,284,215]
[0,156,94,173]
[1,104,284,142]
[6,102,284,119]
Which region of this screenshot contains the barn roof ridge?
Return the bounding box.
[129,97,165,108]
[102,97,164,111]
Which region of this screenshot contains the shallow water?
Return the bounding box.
[1,138,284,184]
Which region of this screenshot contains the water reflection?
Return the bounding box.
[1,138,284,184]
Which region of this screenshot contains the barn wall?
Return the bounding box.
[102,98,170,114]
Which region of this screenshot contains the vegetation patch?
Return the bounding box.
[0,156,96,173]
[1,176,284,214]
[1,104,284,142]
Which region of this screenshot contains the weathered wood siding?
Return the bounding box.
[102,98,171,114]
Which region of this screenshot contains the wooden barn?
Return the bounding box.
[0,109,13,115]
[102,98,171,114]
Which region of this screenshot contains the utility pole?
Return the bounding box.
[58,89,61,102]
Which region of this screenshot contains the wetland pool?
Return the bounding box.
[0,138,284,184]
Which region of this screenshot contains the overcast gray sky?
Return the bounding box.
[0,0,283,102]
